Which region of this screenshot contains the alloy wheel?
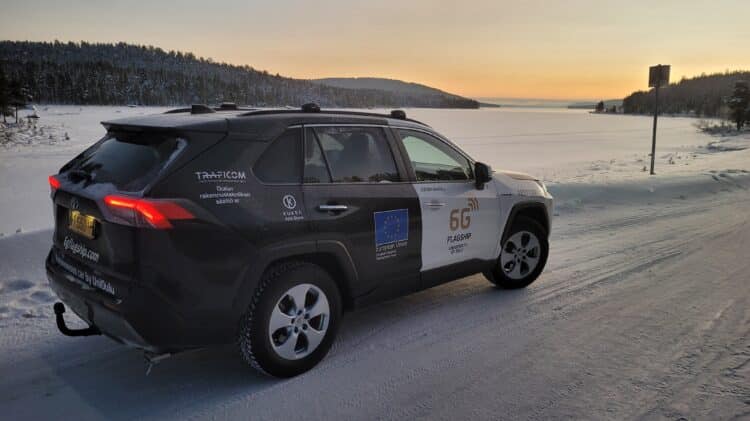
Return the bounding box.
[500,231,541,280]
[268,283,330,360]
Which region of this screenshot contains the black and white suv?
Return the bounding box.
[47,103,553,377]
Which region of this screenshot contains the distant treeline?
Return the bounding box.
[623,70,750,117]
[0,41,478,109]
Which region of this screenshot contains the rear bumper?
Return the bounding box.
[46,249,184,352]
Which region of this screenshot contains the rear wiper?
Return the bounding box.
[67,169,93,182]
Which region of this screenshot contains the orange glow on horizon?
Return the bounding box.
[2,0,749,101]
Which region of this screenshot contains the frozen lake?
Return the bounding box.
[409,107,719,183]
[0,105,745,235]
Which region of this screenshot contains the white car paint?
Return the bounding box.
[416,181,502,271]
[415,170,552,272]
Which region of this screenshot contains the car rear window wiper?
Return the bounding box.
[67,169,94,183]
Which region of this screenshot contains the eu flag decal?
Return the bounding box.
[374,209,409,246]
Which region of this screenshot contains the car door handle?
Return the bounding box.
[317,204,349,212]
[427,201,446,208]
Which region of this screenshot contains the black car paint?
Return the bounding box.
[46,111,520,352]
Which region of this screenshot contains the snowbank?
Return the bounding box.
[550,170,750,215]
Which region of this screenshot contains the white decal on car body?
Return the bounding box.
[194,170,247,183]
[416,183,502,271]
[63,236,100,263]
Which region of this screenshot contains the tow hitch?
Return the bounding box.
[144,352,172,375]
[53,302,101,337]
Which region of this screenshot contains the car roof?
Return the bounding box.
[101,104,430,141]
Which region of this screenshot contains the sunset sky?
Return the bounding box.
[1,0,749,100]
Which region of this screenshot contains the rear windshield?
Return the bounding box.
[66,132,185,192]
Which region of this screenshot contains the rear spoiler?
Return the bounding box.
[101,114,229,133]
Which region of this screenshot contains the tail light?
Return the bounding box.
[49,175,61,193]
[103,195,194,229]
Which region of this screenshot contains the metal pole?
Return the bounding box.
[650,84,659,175]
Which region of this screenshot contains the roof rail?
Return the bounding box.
[163,103,428,126]
[164,104,257,114]
[191,104,215,114]
[164,107,192,114]
[218,102,238,110]
[237,106,428,126]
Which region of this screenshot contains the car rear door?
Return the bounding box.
[302,125,421,301]
[393,128,502,285]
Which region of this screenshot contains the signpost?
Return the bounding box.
[648,64,670,175]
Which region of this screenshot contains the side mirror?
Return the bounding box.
[474,162,492,190]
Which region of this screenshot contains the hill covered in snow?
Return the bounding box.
[0,41,479,109]
[312,77,458,97]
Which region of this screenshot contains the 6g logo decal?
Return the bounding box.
[449,196,479,231]
[449,209,470,230]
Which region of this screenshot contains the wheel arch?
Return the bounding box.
[266,252,356,312]
[502,201,550,243]
[232,240,358,319]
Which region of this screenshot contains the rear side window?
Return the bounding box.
[254,128,302,184]
[65,132,185,192]
[312,127,399,183]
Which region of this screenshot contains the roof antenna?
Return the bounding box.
[218,102,238,110]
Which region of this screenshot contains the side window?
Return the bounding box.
[396,130,473,182]
[304,128,331,183]
[313,127,400,183]
[253,128,302,183]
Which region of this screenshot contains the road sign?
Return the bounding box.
[649,65,670,88]
[649,64,670,175]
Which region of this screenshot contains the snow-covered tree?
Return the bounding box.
[728,80,750,130]
[0,64,9,123]
[0,41,480,109]
[623,71,750,118]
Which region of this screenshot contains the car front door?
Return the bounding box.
[394,129,502,286]
[302,125,421,302]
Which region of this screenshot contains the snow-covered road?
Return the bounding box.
[1,172,748,420]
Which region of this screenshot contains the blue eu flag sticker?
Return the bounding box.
[374,209,409,246]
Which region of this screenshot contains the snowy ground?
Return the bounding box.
[0,106,749,419]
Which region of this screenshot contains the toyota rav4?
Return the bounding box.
[47,103,553,377]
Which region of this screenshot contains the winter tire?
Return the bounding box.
[238,261,342,377]
[484,216,548,289]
